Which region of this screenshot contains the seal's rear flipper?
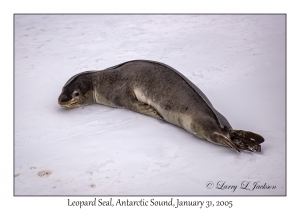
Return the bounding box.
[230,129,264,152]
[230,130,264,144]
[213,132,240,153]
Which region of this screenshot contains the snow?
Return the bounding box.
[14,15,285,195]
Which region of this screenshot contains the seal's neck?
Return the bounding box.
[83,90,96,105]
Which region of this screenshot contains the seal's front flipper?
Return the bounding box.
[230,129,264,152]
[129,101,163,120]
[213,132,240,153]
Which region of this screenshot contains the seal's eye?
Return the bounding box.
[74,92,79,97]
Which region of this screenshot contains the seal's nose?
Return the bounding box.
[58,94,68,103]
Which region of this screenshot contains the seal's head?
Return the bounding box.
[58,71,95,109]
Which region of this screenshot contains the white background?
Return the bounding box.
[0,0,298,209]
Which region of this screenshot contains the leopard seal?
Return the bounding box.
[58,60,264,152]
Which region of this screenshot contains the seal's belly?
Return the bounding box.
[134,88,193,133]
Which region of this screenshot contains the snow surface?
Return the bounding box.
[14,15,285,195]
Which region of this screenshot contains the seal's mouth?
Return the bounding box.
[69,101,78,106]
[59,101,80,109]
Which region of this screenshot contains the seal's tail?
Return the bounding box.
[229,130,264,152]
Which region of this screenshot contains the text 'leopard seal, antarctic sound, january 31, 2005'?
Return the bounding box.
[58,60,264,153]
